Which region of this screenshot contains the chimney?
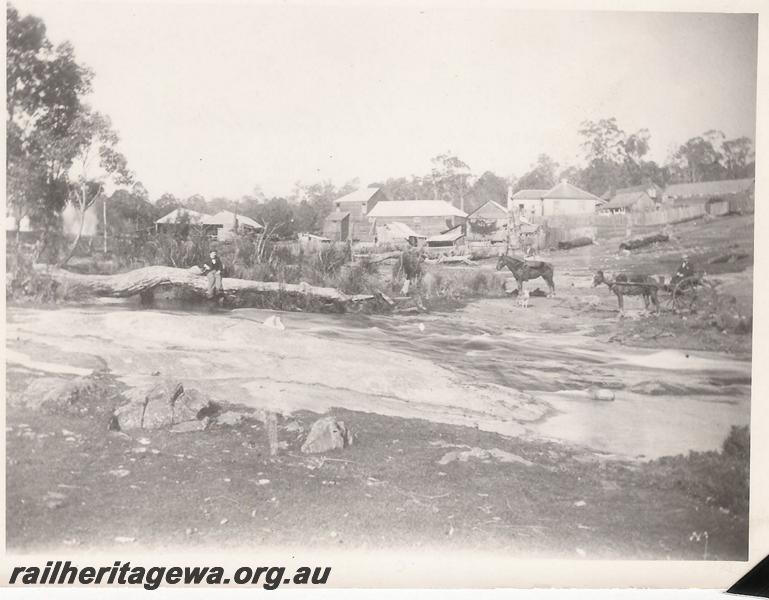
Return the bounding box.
[507,185,513,213]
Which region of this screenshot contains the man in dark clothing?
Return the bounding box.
[202,250,225,299]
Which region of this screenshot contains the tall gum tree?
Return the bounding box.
[6,4,93,238]
[59,107,133,265]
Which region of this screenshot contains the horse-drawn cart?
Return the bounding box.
[665,272,720,312]
[595,259,720,313]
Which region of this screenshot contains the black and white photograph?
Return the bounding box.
[3,0,765,590]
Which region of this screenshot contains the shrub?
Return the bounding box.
[6,247,61,302]
[647,425,750,515]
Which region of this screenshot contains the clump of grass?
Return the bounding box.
[424,268,507,300]
[6,247,61,303]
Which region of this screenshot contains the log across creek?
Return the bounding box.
[34,264,376,307]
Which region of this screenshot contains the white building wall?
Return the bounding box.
[542,197,595,216]
[515,199,543,218]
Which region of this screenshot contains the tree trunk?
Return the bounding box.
[59,187,87,267]
[33,264,376,305]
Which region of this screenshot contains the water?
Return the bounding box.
[231,308,751,459]
[6,303,751,460]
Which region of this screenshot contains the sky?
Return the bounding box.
[12,1,759,200]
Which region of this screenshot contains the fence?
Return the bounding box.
[530,205,709,248]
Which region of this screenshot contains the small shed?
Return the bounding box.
[466,200,509,243]
[323,211,350,242]
[331,187,386,242]
[375,221,427,246]
[599,190,657,214]
[427,224,465,248]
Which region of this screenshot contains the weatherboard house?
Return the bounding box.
[322,187,386,242]
[599,184,663,215]
[511,181,604,218]
[155,208,264,240]
[662,178,755,215]
[366,200,467,237]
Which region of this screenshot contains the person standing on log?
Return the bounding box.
[202,249,225,300]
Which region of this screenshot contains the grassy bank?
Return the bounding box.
[6,233,510,313]
[5,368,748,558]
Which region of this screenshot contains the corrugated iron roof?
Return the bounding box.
[467,200,508,219]
[511,189,548,200]
[367,200,467,218]
[380,221,426,239]
[664,178,754,198]
[601,191,649,209]
[155,208,207,225]
[603,183,663,200]
[543,181,603,201]
[203,210,264,230]
[427,225,464,243]
[326,211,350,222]
[334,187,382,204]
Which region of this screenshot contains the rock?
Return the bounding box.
[438,446,534,466]
[487,449,534,466]
[591,388,615,402]
[263,315,285,330]
[141,382,182,429]
[18,376,101,414]
[283,420,304,433]
[216,411,249,426]
[109,469,131,478]
[111,381,214,432]
[170,417,210,433]
[300,416,353,454]
[629,381,691,395]
[173,388,211,423]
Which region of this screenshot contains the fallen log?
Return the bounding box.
[557,237,593,250]
[619,233,669,251]
[33,264,375,305]
[436,255,477,266]
[353,251,402,264]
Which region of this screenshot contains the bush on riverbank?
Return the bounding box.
[8,230,510,311]
[647,425,749,515]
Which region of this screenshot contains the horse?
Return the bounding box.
[496,254,556,297]
[592,270,660,314]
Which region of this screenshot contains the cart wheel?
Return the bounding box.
[671,275,700,312]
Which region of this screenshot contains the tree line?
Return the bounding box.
[6,3,756,249]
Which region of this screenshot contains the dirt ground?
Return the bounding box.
[5,213,754,559]
[469,212,754,355]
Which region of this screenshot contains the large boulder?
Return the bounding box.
[300,417,353,454]
[18,376,101,415]
[111,381,214,431]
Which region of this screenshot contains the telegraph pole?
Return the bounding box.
[506,185,521,254]
[103,198,108,254]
